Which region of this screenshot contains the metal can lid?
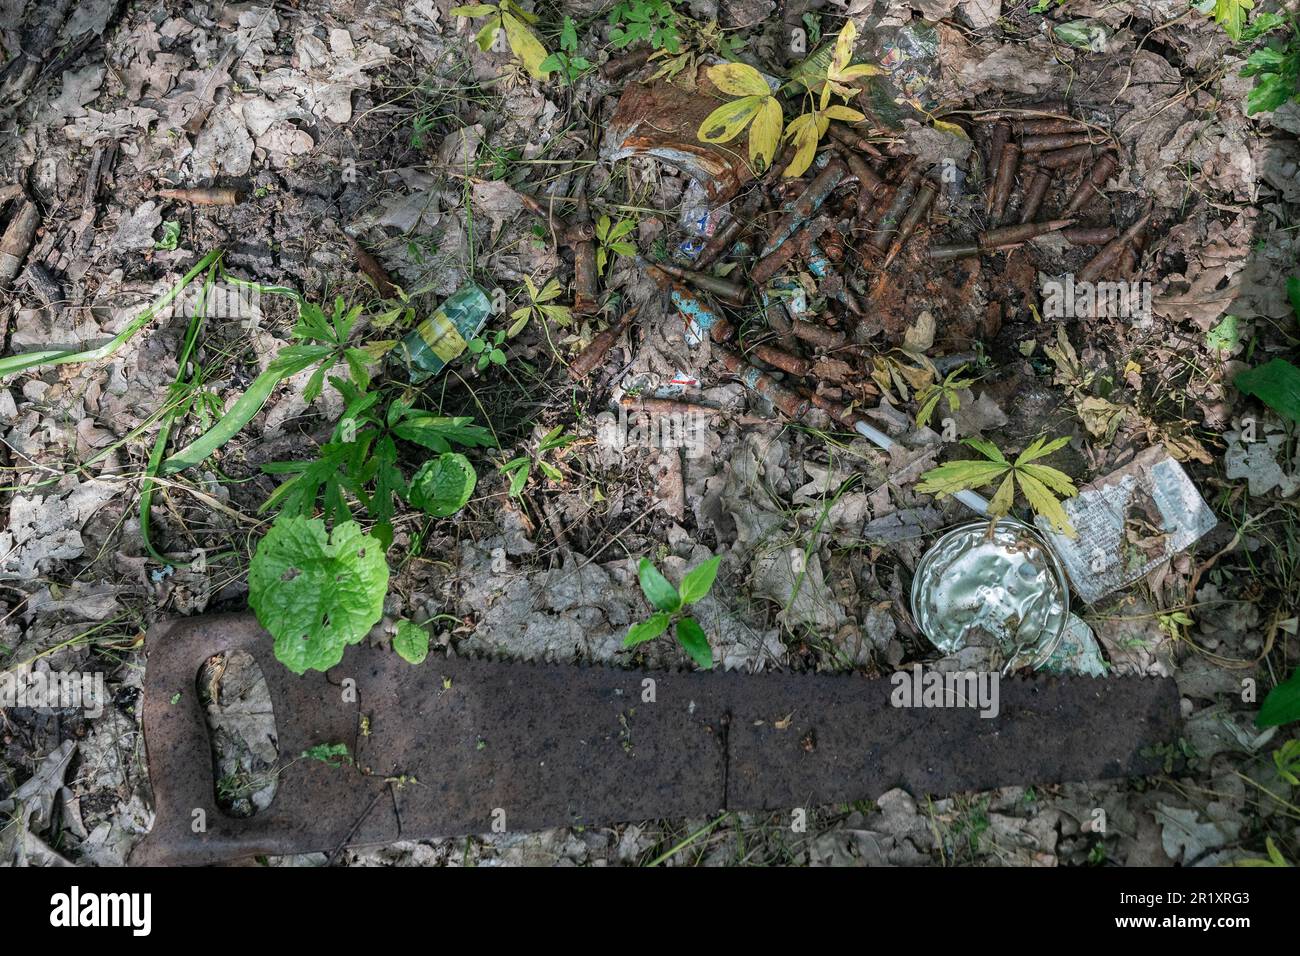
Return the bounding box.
[910,518,1069,666]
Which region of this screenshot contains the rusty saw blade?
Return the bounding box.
[132,614,1179,865]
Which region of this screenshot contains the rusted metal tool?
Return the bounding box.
[133,615,1181,865]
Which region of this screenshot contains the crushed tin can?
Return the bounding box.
[911,519,1070,667]
[393,282,491,383]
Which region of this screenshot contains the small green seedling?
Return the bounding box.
[451,2,552,79]
[624,555,721,669]
[509,275,572,337]
[915,363,977,429]
[500,425,575,497]
[468,329,507,369]
[539,16,591,84]
[594,215,637,275]
[302,743,353,767]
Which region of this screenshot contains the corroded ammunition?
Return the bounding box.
[761,159,848,257]
[1077,207,1153,284]
[1037,144,1095,169]
[568,306,640,380]
[1061,225,1118,246]
[1020,132,1094,152]
[791,320,847,349]
[619,396,722,416]
[646,264,732,343]
[868,165,920,251]
[990,142,1020,225]
[653,261,749,305]
[1014,118,1089,135]
[518,192,595,244]
[985,121,1010,213]
[927,242,980,261]
[751,344,812,376]
[839,148,890,201]
[716,346,809,419]
[980,218,1075,248]
[827,122,885,160]
[600,47,654,81]
[883,179,938,267]
[1061,152,1119,217]
[751,214,832,284]
[695,191,761,269]
[1019,166,1052,224]
[572,191,599,316]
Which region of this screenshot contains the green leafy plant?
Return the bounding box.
[1257,666,1300,728]
[696,24,878,177]
[594,215,637,275]
[468,329,508,369]
[1202,0,1297,114]
[1236,357,1300,424]
[1273,738,1300,784]
[248,517,389,674]
[499,425,576,497]
[261,381,493,546]
[302,743,353,767]
[155,220,181,251]
[393,620,431,665]
[917,435,1080,536]
[645,16,746,87]
[508,275,572,337]
[915,364,976,429]
[608,0,682,53]
[451,2,552,79]
[539,15,591,83]
[623,556,721,669]
[1235,835,1291,867]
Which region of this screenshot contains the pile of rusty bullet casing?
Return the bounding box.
[926,108,1151,280]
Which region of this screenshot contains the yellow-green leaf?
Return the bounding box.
[782,112,821,177]
[698,95,764,143]
[1020,462,1078,500]
[1016,470,1076,537]
[707,62,770,97]
[451,4,497,17]
[1014,434,1071,466]
[916,460,1008,497]
[475,18,501,51]
[932,119,970,139]
[963,437,1008,465]
[823,105,865,123]
[988,472,1016,517]
[502,12,550,78]
[749,97,783,169]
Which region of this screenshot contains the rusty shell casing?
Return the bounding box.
[979,218,1075,249]
[568,306,641,380]
[1060,225,1118,246]
[868,166,921,251]
[840,149,890,201]
[1061,152,1119,217]
[751,214,833,285]
[751,344,812,376]
[826,122,886,160]
[600,47,654,81]
[1037,144,1096,169]
[1014,118,1089,135]
[1078,209,1152,284]
[1020,132,1094,153]
[990,142,1021,225]
[927,242,980,261]
[761,159,848,257]
[654,261,749,306]
[985,121,1011,212]
[883,179,939,267]
[716,345,809,419]
[620,397,722,416]
[791,320,847,349]
[1018,167,1053,224]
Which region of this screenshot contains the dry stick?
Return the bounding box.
[345,234,398,298]
[0,200,40,288]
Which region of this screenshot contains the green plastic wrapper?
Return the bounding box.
[394,283,492,382]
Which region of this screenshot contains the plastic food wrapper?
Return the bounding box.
[394,282,491,382]
[1035,448,1218,605]
[855,22,941,129]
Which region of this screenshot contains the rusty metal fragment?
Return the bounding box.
[980,218,1075,249]
[868,165,920,251]
[1061,152,1119,217]
[1078,206,1153,284]
[569,306,640,380]
[1018,166,1052,224]
[750,214,832,284]
[1061,225,1118,246]
[1037,144,1096,169]
[990,142,1020,225]
[751,343,811,376]
[760,159,847,257]
[1020,132,1094,152]
[133,615,1181,865]
[985,121,1010,213]
[716,345,808,418]
[883,179,938,267]
[603,65,759,202]
[653,261,748,305]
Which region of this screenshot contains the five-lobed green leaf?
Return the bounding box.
[249,518,389,675]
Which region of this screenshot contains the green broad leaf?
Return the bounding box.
[624,611,671,648]
[1246,71,1294,115]
[637,558,681,612]
[1206,314,1240,353]
[450,4,498,17]
[560,15,578,52]
[249,518,389,675]
[302,742,352,766]
[1211,0,1253,41]
[393,413,495,451]
[155,220,181,250]
[678,555,721,605]
[393,620,431,665]
[1257,667,1300,728]
[1236,358,1300,424]
[675,617,713,669]
[506,459,530,496]
[409,453,477,517]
